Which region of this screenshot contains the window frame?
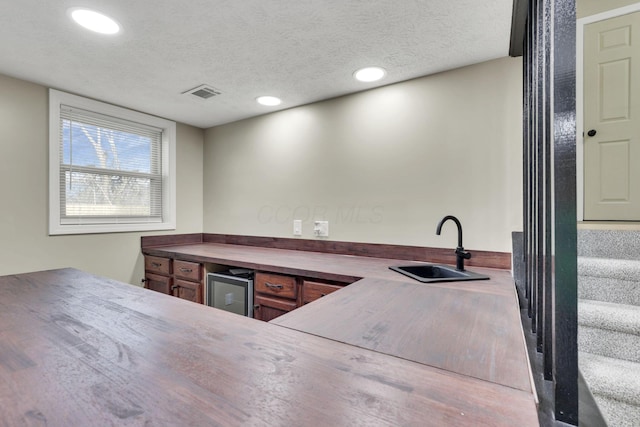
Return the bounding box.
[49,89,176,235]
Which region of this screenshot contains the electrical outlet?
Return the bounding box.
[314,220,329,237]
[293,220,302,236]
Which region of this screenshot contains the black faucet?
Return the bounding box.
[436,215,471,271]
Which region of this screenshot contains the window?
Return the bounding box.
[49,89,176,235]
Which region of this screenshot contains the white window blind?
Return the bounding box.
[49,89,176,235]
[59,105,163,224]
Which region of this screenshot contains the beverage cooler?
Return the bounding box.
[206,269,254,317]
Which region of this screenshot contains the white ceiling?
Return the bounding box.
[0,0,514,129]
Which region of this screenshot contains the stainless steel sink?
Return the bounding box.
[389,264,489,283]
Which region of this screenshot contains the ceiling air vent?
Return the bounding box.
[182,84,222,100]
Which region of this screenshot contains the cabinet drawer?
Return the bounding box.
[174,260,202,282]
[302,281,343,304]
[145,273,172,295]
[145,256,171,275]
[255,272,297,300]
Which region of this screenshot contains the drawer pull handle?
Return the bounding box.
[171,285,179,290]
[320,293,327,297]
[151,262,162,268]
[265,282,284,290]
[180,268,193,273]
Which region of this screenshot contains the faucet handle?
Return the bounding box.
[456,247,472,259]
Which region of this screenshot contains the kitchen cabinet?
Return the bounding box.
[253,272,297,321]
[254,295,297,321]
[255,272,297,299]
[144,255,343,313]
[144,256,203,304]
[253,272,346,321]
[172,260,203,304]
[145,272,172,295]
[144,256,172,295]
[301,280,342,304]
[173,278,203,304]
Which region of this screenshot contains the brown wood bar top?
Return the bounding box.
[0,268,538,426]
[144,242,513,295]
[273,277,532,392]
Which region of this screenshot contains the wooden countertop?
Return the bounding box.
[144,242,513,295]
[0,268,538,426]
[144,242,534,388]
[273,277,532,392]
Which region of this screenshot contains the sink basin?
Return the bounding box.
[389,264,490,283]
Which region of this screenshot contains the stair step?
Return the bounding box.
[578,229,640,426]
[578,257,640,282]
[593,395,640,427]
[580,352,640,426]
[578,257,640,306]
[578,300,640,362]
[579,300,640,335]
[578,229,640,260]
[579,275,640,307]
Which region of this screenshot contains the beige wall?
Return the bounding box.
[204,57,523,253]
[578,0,640,18]
[0,73,203,284]
[0,55,522,281]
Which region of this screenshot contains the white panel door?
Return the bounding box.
[584,12,640,220]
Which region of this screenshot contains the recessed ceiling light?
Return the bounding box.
[354,67,386,82]
[69,8,121,35]
[256,96,282,106]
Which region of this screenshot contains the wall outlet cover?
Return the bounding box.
[314,220,329,237]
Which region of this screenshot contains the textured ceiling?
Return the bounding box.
[0,0,514,128]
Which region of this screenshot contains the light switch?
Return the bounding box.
[314,220,329,237]
[293,219,302,236]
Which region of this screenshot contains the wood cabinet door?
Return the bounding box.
[145,273,172,295]
[302,281,343,304]
[173,279,203,304]
[254,295,296,322]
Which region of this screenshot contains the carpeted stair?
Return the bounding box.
[578,230,640,427]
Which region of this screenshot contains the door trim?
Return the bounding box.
[577,2,640,221]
